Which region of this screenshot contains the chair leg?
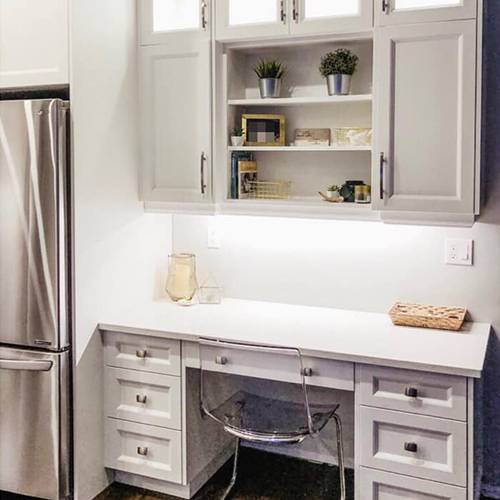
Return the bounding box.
[332,414,346,500]
[221,438,240,500]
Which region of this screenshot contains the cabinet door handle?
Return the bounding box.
[292,0,299,22]
[379,152,386,200]
[382,0,390,14]
[136,394,147,404]
[405,387,418,398]
[136,349,148,359]
[215,355,228,365]
[200,152,207,195]
[201,1,208,29]
[302,367,313,377]
[280,0,286,23]
[404,442,418,453]
[137,446,148,456]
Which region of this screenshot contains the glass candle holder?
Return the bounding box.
[165,253,198,303]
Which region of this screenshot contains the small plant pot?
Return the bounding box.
[327,190,340,200]
[259,78,282,99]
[326,74,352,96]
[231,136,245,147]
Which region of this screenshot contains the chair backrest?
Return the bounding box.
[199,337,316,437]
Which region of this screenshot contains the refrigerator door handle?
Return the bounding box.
[0,359,53,371]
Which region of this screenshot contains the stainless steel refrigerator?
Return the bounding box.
[0,99,71,499]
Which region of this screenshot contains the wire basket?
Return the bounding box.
[247,180,291,200]
[332,127,372,146]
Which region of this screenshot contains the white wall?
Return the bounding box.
[70,1,172,499]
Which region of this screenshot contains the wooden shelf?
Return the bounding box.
[228,145,372,152]
[228,94,372,107]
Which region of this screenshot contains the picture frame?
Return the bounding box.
[242,114,286,147]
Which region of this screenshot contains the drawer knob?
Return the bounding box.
[404,442,418,453]
[302,367,313,377]
[136,394,147,404]
[215,356,228,365]
[136,349,148,359]
[137,446,148,456]
[405,387,419,398]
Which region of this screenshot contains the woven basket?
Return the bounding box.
[389,303,467,331]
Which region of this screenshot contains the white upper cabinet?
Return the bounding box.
[373,20,476,215]
[140,0,210,45]
[376,0,476,25]
[216,0,288,41]
[139,0,212,204]
[0,0,69,88]
[290,0,373,36]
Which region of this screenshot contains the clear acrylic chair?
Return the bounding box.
[199,338,346,500]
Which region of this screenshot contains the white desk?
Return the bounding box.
[99,298,490,500]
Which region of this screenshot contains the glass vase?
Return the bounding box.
[165,253,198,303]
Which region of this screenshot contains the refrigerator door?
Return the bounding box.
[0,346,70,499]
[0,99,69,350]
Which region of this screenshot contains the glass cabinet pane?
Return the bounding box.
[153,0,200,32]
[394,0,461,10]
[228,0,279,26]
[304,0,360,19]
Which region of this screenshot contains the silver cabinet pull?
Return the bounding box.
[201,1,208,30]
[136,349,148,359]
[215,355,228,365]
[292,0,299,22]
[137,446,148,456]
[280,0,286,23]
[404,442,418,453]
[200,152,207,195]
[136,394,147,404]
[405,387,418,398]
[302,367,313,377]
[379,152,386,200]
[382,0,390,14]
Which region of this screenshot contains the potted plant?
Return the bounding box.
[326,184,340,200]
[253,59,286,99]
[230,126,245,147]
[319,48,359,96]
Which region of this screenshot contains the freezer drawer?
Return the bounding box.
[0,347,70,500]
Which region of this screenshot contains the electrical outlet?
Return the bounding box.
[207,219,221,249]
[445,239,473,266]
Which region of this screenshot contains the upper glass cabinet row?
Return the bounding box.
[140,0,476,44]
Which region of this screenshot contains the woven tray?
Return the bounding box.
[389,303,467,331]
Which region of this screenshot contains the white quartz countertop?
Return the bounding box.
[98,298,491,378]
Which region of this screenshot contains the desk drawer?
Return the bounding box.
[103,332,180,376]
[200,342,354,391]
[105,367,181,430]
[359,406,467,486]
[105,418,182,484]
[357,365,466,421]
[359,468,466,500]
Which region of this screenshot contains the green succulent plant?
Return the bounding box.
[253,59,286,79]
[327,184,340,192]
[319,49,359,77]
[232,126,244,137]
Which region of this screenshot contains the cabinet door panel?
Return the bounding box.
[291,0,373,35]
[376,0,476,25]
[0,0,68,88]
[373,20,476,214]
[140,43,211,203]
[216,0,288,41]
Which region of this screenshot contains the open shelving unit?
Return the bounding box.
[217,38,374,214]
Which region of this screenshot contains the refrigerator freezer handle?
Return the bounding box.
[0,359,53,371]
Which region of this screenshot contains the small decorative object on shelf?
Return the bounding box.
[230,126,245,147]
[253,59,286,99]
[389,303,467,332]
[319,48,359,96]
[318,191,344,203]
[248,180,291,200]
[332,127,372,147]
[326,184,340,200]
[354,184,371,204]
[339,180,365,203]
[242,114,286,146]
[293,128,331,147]
[238,160,258,199]
[199,276,223,305]
[165,253,198,305]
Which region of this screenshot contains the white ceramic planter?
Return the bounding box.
[231,136,245,147]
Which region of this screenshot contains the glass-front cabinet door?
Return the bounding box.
[216,0,288,41]
[290,0,373,35]
[376,0,477,25]
[140,0,210,45]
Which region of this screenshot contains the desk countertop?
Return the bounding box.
[99,298,491,378]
